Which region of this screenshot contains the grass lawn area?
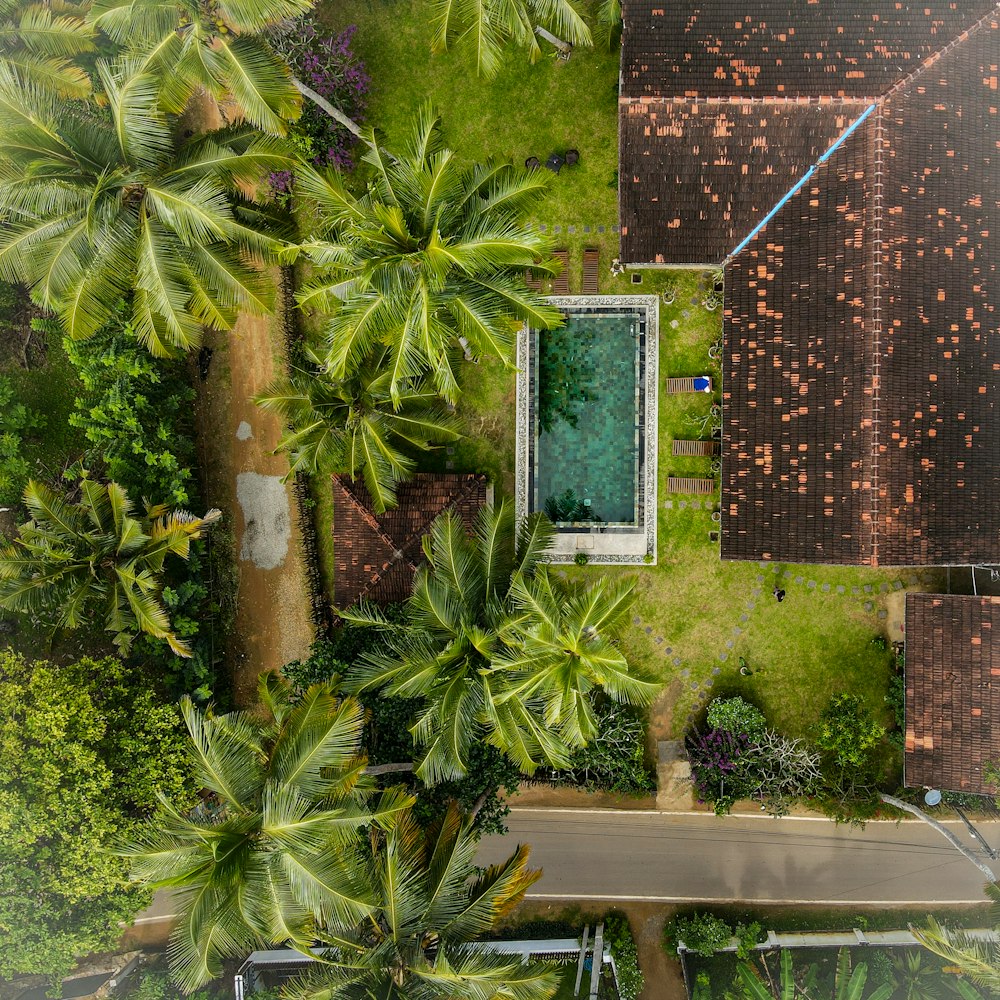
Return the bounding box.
[309,0,948,742]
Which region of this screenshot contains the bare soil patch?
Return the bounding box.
[509,783,657,811]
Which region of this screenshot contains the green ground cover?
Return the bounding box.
[311,0,947,744]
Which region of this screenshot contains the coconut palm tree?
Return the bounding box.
[913,884,1000,995]
[0,61,294,355]
[0,478,220,656]
[291,106,562,405]
[120,673,414,992]
[86,0,309,133]
[255,346,460,513]
[343,500,658,784]
[282,805,559,1000]
[430,0,591,78]
[0,0,94,97]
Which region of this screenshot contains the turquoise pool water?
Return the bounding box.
[530,309,643,526]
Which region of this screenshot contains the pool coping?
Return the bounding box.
[515,294,659,565]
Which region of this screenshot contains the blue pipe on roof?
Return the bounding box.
[727,102,878,261]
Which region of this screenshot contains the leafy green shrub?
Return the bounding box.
[674,913,733,956]
[604,912,643,1000]
[734,920,764,960]
[64,310,195,506]
[885,672,905,748]
[706,696,767,741]
[128,969,214,1000]
[542,700,655,795]
[0,375,46,504]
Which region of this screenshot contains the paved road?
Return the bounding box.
[475,809,992,904]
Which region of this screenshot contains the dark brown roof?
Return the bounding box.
[904,593,1000,793]
[721,123,876,564]
[620,101,858,265]
[619,1,997,265]
[720,10,1000,565]
[621,1,995,100]
[332,473,489,609]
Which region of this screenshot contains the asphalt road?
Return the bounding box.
[475,809,993,904]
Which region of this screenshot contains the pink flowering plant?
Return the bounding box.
[268,16,370,194]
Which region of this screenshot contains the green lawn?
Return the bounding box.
[310,0,948,743]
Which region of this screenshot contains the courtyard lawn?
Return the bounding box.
[311,0,948,742]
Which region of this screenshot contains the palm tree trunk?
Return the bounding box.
[879,793,997,882]
[363,762,415,776]
[534,26,572,55]
[291,77,363,138]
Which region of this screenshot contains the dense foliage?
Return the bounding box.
[0,650,191,981]
[814,693,887,818]
[604,912,644,1000]
[0,374,45,503]
[540,700,655,795]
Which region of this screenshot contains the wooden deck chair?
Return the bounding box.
[551,249,570,294]
[665,376,713,394]
[582,247,599,294]
[667,477,716,495]
[672,439,720,457]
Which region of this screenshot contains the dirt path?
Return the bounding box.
[195,307,314,704]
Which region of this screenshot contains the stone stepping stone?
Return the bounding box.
[633,616,641,624]
[691,681,700,690]
[795,575,804,583]
[726,639,735,649]
[689,296,700,305]
[553,225,562,233]
[583,225,591,233]
[665,647,672,654]
[712,667,721,675]
[645,626,652,634]
[718,652,729,662]
[679,501,688,509]
[807,580,817,588]
[673,657,683,666]
[612,225,621,233]
[864,584,873,593]
[864,601,874,611]
[655,636,663,644]
[893,580,904,590]
[664,500,674,509]
[680,668,690,678]
[836,585,846,594]
[733,626,743,635]
[538,224,548,232]
[878,610,888,620]
[751,586,762,595]
[740,613,749,622]
[821,583,831,592]
[681,309,691,318]
[747,600,756,610]
[880,582,889,592]
[783,569,793,577]
[670,319,680,329]
[445,460,454,469]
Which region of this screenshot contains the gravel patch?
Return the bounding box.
[236,472,291,570]
[236,420,254,441]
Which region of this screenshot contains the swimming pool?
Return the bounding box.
[515,295,658,564]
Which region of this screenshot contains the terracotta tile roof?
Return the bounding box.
[719,10,1000,565]
[904,593,1000,793]
[619,1,997,265]
[621,0,995,100]
[620,101,858,264]
[721,123,876,563]
[332,473,489,609]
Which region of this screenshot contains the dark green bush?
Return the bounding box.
[674,913,733,957]
[604,912,643,1000]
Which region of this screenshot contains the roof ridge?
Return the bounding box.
[876,3,1000,103]
[868,106,886,568]
[619,95,875,106]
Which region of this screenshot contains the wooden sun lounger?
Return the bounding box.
[582,247,599,294]
[667,476,716,495]
[672,439,720,457]
[551,250,570,295]
[523,269,543,291]
[665,376,713,394]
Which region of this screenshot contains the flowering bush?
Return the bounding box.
[269,16,369,173]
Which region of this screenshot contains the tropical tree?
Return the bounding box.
[283,805,559,1000]
[430,0,591,78]
[291,107,562,404]
[0,478,220,656]
[120,673,413,992]
[343,500,659,784]
[255,346,460,513]
[86,0,306,133]
[732,948,892,1000]
[913,883,1000,995]
[0,0,94,97]
[0,62,293,354]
